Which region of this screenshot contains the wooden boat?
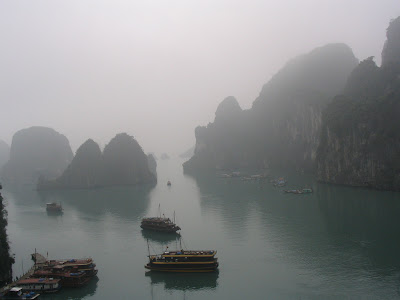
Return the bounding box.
[39,258,98,278]
[32,269,91,288]
[145,249,219,273]
[0,287,40,299]
[16,278,61,293]
[141,207,180,233]
[46,203,62,212]
[141,217,180,233]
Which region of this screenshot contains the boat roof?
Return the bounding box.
[161,250,217,257]
[10,287,22,292]
[18,278,60,284]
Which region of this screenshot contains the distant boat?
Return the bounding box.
[167,181,171,186]
[46,203,62,212]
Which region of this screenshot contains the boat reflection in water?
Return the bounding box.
[141,230,180,244]
[40,276,99,300]
[145,271,219,291]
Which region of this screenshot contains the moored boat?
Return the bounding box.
[141,217,181,233]
[145,249,219,273]
[16,278,61,293]
[46,203,62,212]
[32,269,91,288]
[0,287,40,299]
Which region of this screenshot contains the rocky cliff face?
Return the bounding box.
[382,17,400,66]
[317,18,400,190]
[0,187,14,287]
[317,59,400,190]
[38,139,103,189]
[0,141,9,171]
[38,133,157,189]
[147,154,157,178]
[1,127,73,184]
[184,44,358,172]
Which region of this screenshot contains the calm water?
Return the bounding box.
[3,158,400,299]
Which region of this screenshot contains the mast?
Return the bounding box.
[147,239,150,261]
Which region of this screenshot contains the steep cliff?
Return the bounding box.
[382,17,400,66]
[38,139,103,189]
[147,154,157,178]
[0,141,9,171]
[184,44,358,172]
[0,186,14,287]
[1,127,73,185]
[317,58,400,190]
[39,133,156,189]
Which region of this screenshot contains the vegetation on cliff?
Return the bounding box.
[0,185,14,287]
[38,133,157,190]
[1,127,73,185]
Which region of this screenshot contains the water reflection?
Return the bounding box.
[317,184,400,270]
[146,271,219,291]
[141,230,181,245]
[36,184,155,221]
[41,276,99,300]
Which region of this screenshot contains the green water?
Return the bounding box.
[3,159,400,299]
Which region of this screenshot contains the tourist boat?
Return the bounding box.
[0,287,40,299]
[43,258,98,278]
[46,203,62,212]
[145,248,219,273]
[141,216,180,233]
[16,278,61,293]
[167,181,171,186]
[32,269,91,288]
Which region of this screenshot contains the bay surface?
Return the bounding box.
[3,158,400,299]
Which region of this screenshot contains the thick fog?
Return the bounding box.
[1,0,399,155]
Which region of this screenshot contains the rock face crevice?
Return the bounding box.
[184,44,358,173]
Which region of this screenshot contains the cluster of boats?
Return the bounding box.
[284,188,313,194]
[270,177,287,187]
[0,257,98,299]
[141,208,219,273]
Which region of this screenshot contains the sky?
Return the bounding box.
[1,0,399,156]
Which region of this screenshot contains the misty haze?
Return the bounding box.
[1,1,400,299]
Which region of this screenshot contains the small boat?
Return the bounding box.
[0,287,40,299]
[301,188,313,193]
[16,278,61,293]
[167,181,171,186]
[145,248,219,273]
[46,203,62,212]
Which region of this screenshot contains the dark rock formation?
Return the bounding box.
[147,154,157,178]
[184,44,358,172]
[1,127,73,185]
[0,141,9,170]
[382,17,400,66]
[38,139,103,189]
[38,133,157,189]
[317,62,400,190]
[0,186,14,287]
